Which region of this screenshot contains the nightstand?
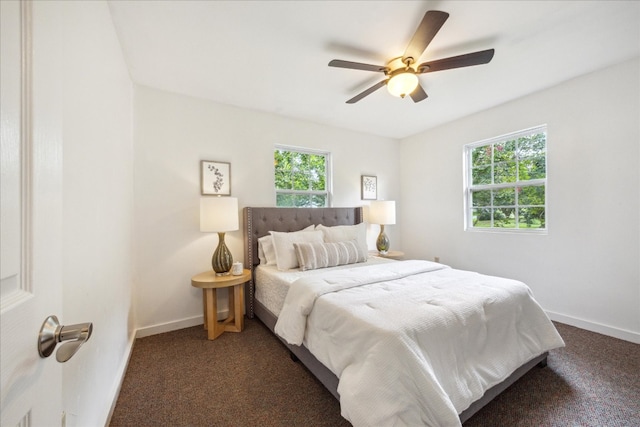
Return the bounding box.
[369,250,405,260]
[191,269,252,340]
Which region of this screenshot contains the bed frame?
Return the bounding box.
[243,206,547,423]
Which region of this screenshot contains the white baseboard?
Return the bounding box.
[546,311,640,344]
[134,311,230,339]
[102,329,136,427]
[135,315,204,338]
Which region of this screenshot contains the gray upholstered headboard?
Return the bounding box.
[243,206,363,317]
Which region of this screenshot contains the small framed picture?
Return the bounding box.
[361,175,377,200]
[201,160,231,196]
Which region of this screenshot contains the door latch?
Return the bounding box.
[38,315,93,363]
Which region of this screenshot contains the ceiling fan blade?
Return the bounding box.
[410,84,428,103]
[329,59,387,73]
[346,80,387,104]
[417,49,495,73]
[403,10,449,63]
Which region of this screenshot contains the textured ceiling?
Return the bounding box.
[109,1,640,139]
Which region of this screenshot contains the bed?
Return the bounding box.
[243,206,564,426]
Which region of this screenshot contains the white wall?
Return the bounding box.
[59,2,134,426]
[400,58,640,343]
[133,86,400,335]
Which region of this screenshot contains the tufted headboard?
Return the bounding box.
[243,206,363,318]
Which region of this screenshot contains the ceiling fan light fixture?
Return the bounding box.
[387,72,419,98]
[328,11,494,104]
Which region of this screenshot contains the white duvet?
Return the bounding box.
[275,260,565,427]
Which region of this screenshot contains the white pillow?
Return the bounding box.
[257,235,275,265]
[316,223,368,255]
[270,229,324,271]
[294,240,366,271]
[258,225,314,265]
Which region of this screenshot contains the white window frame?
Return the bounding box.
[463,125,548,234]
[274,145,332,207]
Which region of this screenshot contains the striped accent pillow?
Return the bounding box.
[293,240,366,271]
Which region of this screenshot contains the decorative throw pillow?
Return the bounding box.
[316,223,368,255]
[270,229,324,271]
[294,240,366,271]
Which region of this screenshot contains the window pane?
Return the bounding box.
[472,190,491,207]
[276,193,327,208]
[471,208,491,227]
[472,145,491,167]
[306,154,326,190]
[494,140,516,162]
[310,194,327,207]
[519,156,546,180]
[494,161,516,183]
[274,150,292,190]
[292,171,309,190]
[493,208,516,228]
[491,209,513,228]
[276,193,294,207]
[291,153,309,190]
[472,165,492,185]
[518,133,546,159]
[519,185,545,205]
[275,172,291,189]
[493,188,515,206]
[517,207,545,229]
[276,151,327,191]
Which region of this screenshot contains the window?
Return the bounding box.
[274,146,331,207]
[464,125,547,232]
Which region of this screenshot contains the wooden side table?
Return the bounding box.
[369,250,405,260]
[191,269,252,340]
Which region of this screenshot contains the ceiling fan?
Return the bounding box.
[329,10,495,104]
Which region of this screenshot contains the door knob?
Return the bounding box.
[38,315,93,363]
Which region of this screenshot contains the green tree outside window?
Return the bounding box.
[274,148,330,207]
[466,126,547,231]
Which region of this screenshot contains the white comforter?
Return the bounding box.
[275,260,565,427]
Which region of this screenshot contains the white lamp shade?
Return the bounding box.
[369,200,396,225]
[200,197,239,232]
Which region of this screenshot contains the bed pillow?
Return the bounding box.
[258,225,314,265]
[294,240,366,271]
[257,235,276,265]
[316,222,368,255]
[270,229,324,271]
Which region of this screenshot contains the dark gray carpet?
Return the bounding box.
[110,320,639,427]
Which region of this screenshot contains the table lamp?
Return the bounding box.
[369,200,396,255]
[200,197,239,275]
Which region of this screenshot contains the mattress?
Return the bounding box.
[255,255,394,316]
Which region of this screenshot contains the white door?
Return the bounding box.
[1,1,64,425]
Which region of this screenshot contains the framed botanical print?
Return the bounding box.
[361,175,377,200]
[201,160,231,196]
